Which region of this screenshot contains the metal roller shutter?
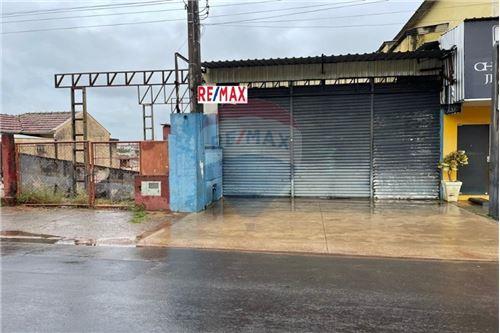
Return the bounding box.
[373,81,441,199]
[219,88,291,196]
[292,85,372,197]
[219,79,440,199]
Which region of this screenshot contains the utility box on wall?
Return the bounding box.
[134,175,169,211]
[134,141,169,211]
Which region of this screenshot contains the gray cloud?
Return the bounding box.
[2,0,421,140]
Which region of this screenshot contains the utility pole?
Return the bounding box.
[187,0,203,113]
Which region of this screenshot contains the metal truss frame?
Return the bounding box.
[54,53,190,141]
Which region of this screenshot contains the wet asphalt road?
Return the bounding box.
[1,242,498,333]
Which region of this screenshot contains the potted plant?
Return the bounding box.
[438,150,469,202]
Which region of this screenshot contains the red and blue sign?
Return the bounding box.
[197,85,248,104]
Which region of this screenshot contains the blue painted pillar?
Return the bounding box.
[169,113,206,212]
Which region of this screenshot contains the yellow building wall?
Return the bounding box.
[396,31,444,52]
[415,0,494,29]
[15,114,118,168]
[442,104,491,199]
[391,0,496,52]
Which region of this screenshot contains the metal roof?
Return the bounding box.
[464,16,498,23]
[202,50,446,69]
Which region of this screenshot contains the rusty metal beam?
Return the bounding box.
[55,69,188,88]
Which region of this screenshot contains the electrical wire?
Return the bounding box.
[205,0,385,26]
[199,0,210,21]
[2,6,185,24]
[1,0,328,24]
[1,0,369,34]
[210,0,367,21]
[2,0,180,18]
[206,1,488,25]
[2,17,178,34]
[208,9,422,24]
[1,0,281,20]
[3,0,483,35]
[204,22,405,29]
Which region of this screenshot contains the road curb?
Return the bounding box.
[0,236,61,244]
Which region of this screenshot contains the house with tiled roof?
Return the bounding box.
[0,111,110,140]
[0,111,117,168]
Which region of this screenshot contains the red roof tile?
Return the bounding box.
[0,112,72,135]
[0,114,22,133]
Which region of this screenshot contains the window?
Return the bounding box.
[36,145,46,156]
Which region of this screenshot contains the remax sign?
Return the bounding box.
[197,85,248,104]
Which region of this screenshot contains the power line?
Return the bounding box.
[204,22,405,29]
[1,0,281,19]
[1,0,285,24]
[2,0,179,18]
[205,0,386,25]
[1,17,176,35]
[214,9,415,24]
[1,0,368,34]
[212,0,367,20]
[211,1,488,25]
[1,0,327,24]
[2,5,186,24]
[2,0,483,35]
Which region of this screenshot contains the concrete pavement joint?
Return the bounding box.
[318,203,330,253]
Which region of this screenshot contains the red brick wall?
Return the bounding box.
[1,134,17,204]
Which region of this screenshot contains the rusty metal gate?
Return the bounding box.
[89,141,140,207]
[16,141,90,206]
[15,140,144,207]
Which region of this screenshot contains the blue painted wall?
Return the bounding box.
[205,147,223,204]
[169,113,223,212]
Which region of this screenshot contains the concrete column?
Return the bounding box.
[162,124,171,141]
[169,113,206,212]
[1,134,17,205]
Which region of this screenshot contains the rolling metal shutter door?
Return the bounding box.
[292,85,371,197]
[219,89,291,196]
[373,82,441,199]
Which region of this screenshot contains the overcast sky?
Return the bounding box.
[1,0,422,140]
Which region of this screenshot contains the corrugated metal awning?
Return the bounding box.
[203,50,447,84]
[203,50,446,69]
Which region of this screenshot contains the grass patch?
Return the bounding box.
[17,188,89,205]
[17,189,64,204]
[71,191,89,205]
[129,205,148,224]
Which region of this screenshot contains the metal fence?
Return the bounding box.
[15,140,142,208]
[90,141,140,207]
[16,141,90,206]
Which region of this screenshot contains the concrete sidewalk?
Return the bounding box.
[1,206,183,246]
[139,198,499,261]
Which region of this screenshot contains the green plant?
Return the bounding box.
[17,188,64,204]
[69,190,89,205]
[438,150,469,181]
[17,188,90,205]
[129,204,148,224]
